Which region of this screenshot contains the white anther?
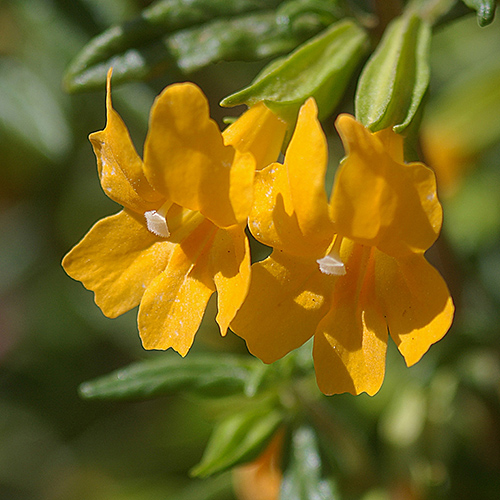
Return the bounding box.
[317,251,346,276]
[317,235,346,276]
[145,202,170,238]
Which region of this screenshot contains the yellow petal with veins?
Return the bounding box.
[286,98,334,247]
[374,249,454,366]
[331,114,441,257]
[138,219,217,355]
[231,249,335,363]
[248,161,302,253]
[223,101,287,171]
[62,210,174,318]
[374,126,405,163]
[313,305,387,396]
[89,70,163,212]
[211,225,251,336]
[228,151,255,227]
[313,241,388,396]
[248,99,333,258]
[143,82,254,228]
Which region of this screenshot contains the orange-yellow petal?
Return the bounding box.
[374,249,454,366]
[231,249,336,363]
[248,100,333,258]
[331,114,441,257]
[143,82,254,227]
[229,151,255,227]
[249,162,303,254]
[313,241,388,396]
[223,101,287,170]
[285,98,334,246]
[313,306,387,396]
[138,219,217,355]
[62,210,174,318]
[89,70,162,212]
[211,225,251,336]
[374,126,405,163]
[233,429,284,500]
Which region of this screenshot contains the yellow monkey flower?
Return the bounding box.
[231,98,454,395]
[62,71,286,355]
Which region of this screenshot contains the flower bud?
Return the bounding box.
[355,14,431,133]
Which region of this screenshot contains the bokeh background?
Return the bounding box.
[1,1,500,499]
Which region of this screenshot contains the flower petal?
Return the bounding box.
[229,151,256,227]
[231,249,335,363]
[143,82,254,227]
[313,241,388,396]
[374,126,405,163]
[248,100,333,258]
[249,162,303,254]
[138,219,217,355]
[211,225,251,336]
[331,114,442,257]
[89,70,162,212]
[286,98,334,247]
[62,210,174,318]
[223,101,287,170]
[374,249,454,366]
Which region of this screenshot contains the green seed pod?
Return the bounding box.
[221,19,369,123]
[355,13,431,134]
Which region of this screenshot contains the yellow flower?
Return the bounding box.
[62,71,286,355]
[230,98,454,396]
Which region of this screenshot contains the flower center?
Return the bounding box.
[144,201,172,238]
[317,235,346,276]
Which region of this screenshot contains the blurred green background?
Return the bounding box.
[1,1,500,499]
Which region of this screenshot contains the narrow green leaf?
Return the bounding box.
[281,425,337,500]
[64,0,334,92]
[355,13,431,133]
[221,19,368,122]
[79,353,255,400]
[71,0,283,72]
[462,0,496,26]
[191,405,285,477]
[168,11,323,72]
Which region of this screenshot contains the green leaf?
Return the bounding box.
[221,19,368,122]
[280,425,337,500]
[64,0,335,92]
[0,59,71,161]
[191,403,284,477]
[355,13,431,133]
[79,353,256,400]
[462,0,496,26]
[276,0,346,33]
[167,11,325,71]
[73,0,283,70]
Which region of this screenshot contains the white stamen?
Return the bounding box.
[317,251,346,276]
[317,236,346,276]
[145,202,170,238]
